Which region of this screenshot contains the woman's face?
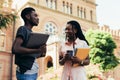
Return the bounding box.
[65,24,77,40]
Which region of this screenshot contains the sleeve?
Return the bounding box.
[59,42,66,57]
[16,27,27,41]
[58,44,63,57]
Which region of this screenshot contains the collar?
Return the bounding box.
[65,38,79,45]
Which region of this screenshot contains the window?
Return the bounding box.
[84,8,86,19]
[50,0,52,8]
[62,2,72,14]
[90,10,93,21]
[0,30,5,51]
[80,7,83,18]
[62,1,65,12]
[46,0,57,10]
[77,6,79,16]
[70,4,72,14]
[45,22,59,43]
[77,6,86,19]
[46,0,48,7]
[2,0,8,7]
[53,0,57,9]
[66,2,69,13]
[45,22,57,35]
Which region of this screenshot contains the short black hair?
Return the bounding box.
[21,7,35,21]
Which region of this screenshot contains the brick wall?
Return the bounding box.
[0,51,12,80]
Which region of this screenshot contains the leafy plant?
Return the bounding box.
[85,29,119,72]
[0,13,16,29]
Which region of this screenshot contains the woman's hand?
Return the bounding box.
[64,53,72,60]
[59,53,72,65]
[72,56,90,66]
[71,56,81,64]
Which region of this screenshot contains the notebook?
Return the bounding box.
[26,32,49,58]
[26,32,49,48]
[75,48,90,60]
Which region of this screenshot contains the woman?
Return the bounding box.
[59,20,90,80]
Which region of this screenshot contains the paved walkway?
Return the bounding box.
[37,67,63,80]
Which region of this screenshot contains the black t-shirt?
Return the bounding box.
[16,26,31,47]
[14,26,35,73]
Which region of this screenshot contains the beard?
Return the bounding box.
[30,20,38,26]
[29,16,39,26]
[31,22,38,26]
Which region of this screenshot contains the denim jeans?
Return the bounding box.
[16,71,38,80]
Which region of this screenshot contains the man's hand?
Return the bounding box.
[39,44,47,57]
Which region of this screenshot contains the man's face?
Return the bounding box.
[29,11,39,26]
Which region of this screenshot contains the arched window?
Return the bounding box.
[46,0,48,7]
[45,56,53,69]
[70,4,72,14]
[53,0,57,9]
[62,2,72,14]
[90,10,93,21]
[50,0,52,8]
[62,1,65,12]
[46,0,57,10]
[84,8,86,19]
[45,22,57,35]
[80,7,83,18]
[66,2,69,14]
[77,6,79,16]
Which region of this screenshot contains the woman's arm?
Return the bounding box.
[72,56,90,66]
[13,37,46,54]
[80,56,90,66]
[58,45,65,65]
[59,55,66,65]
[59,54,72,65]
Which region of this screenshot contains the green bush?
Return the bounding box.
[85,30,119,72]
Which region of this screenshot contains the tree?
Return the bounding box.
[0,13,16,29]
[85,29,119,72]
[0,2,17,79]
[0,0,17,29]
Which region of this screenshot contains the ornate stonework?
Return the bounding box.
[0,0,120,80]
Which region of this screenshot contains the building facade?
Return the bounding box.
[0,0,120,80]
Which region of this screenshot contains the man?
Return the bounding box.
[12,7,46,80]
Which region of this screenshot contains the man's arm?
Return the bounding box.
[13,37,46,54]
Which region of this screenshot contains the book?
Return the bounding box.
[26,32,49,48]
[26,32,49,57]
[75,48,90,60]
